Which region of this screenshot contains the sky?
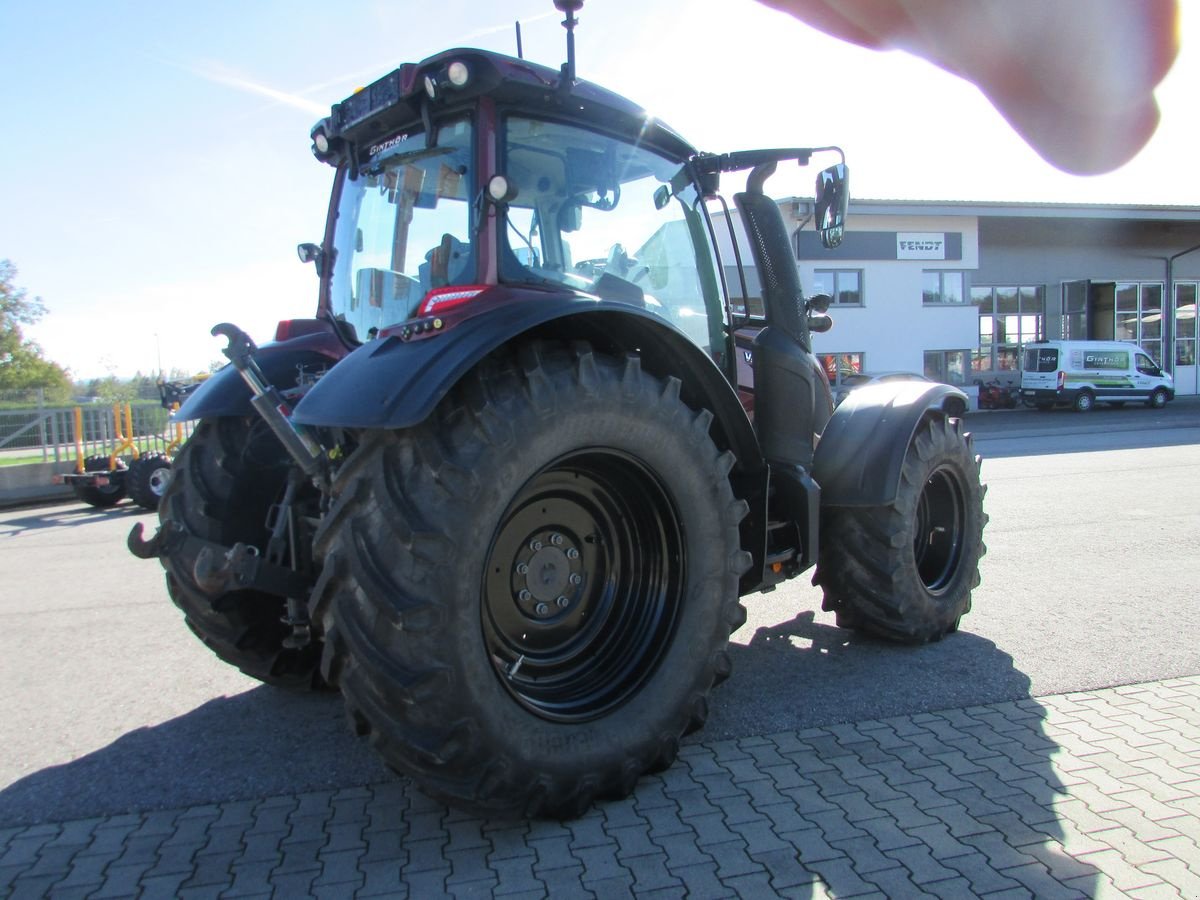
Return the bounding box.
[2,0,1197,380]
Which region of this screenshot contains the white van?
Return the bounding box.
[1020,340,1174,411]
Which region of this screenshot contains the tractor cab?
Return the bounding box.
[306,47,847,393]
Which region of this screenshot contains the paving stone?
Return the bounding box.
[312,847,365,888]
[607,823,657,860]
[1140,858,1200,897]
[536,863,593,896]
[668,860,733,899]
[601,799,647,831]
[580,873,635,896]
[940,851,1021,895]
[1074,847,1164,892]
[716,793,768,826]
[861,866,933,898]
[805,808,868,843]
[650,830,714,870]
[400,866,449,896]
[621,851,681,892]
[804,855,883,897]
[223,859,278,897]
[488,853,543,895]
[640,804,694,840]
[777,826,844,865]
[829,835,903,876]
[751,846,818,891]
[726,815,789,854]
[356,858,408,897]
[999,860,1086,899]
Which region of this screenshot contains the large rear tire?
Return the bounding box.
[312,342,749,817]
[126,452,172,510]
[815,415,986,643]
[159,417,324,690]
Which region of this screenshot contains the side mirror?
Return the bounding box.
[806,292,831,314]
[815,163,849,249]
[559,200,583,233]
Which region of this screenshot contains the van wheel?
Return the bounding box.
[1073,391,1094,412]
[1147,388,1168,409]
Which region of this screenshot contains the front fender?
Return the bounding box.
[813,382,968,507]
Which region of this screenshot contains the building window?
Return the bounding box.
[813,270,862,306]
[1177,283,1197,367]
[924,350,969,385]
[1116,282,1165,364]
[971,285,1044,372]
[922,270,964,304]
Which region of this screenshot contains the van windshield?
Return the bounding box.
[1023,347,1058,372]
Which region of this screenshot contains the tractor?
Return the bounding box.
[130,1,985,818]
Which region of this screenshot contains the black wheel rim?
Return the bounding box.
[482,449,683,722]
[913,464,966,594]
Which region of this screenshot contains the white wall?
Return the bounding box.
[792,212,981,375]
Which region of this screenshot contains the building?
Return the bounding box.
[723,199,1200,403]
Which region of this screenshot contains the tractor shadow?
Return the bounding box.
[702,611,1099,896]
[0,612,1099,897]
[0,499,151,536]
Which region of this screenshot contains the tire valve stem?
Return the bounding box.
[507,654,526,679]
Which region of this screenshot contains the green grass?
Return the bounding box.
[0,454,54,467]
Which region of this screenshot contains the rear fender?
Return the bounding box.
[813,382,968,507]
[291,299,762,472]
[174,334,346,422]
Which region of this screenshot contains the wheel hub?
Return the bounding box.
[512,532,584,618]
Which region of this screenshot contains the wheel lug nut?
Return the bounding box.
[530,539,543,551]
[516,563,529,575]
[566,548,579,560]
[556,595,570,608]
[569,573,582,586]
[518,589,531,602]
[550,533,564,545]
[535,602,550,616]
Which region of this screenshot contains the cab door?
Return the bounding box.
[1133,350,1161,398]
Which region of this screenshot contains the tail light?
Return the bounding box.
[1057,371,1065,390]
[417,285,488,317]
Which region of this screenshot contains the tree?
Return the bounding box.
[0,260,73,400]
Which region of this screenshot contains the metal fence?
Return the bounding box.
[0,392,194,465]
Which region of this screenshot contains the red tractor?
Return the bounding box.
[131,2,985,818]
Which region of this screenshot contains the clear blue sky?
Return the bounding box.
[2,1,1196,379]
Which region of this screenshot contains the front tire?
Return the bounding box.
[1148,388,1168,409]
[312,342,749,817]
[815,415,986,643]
[158,417,324,690]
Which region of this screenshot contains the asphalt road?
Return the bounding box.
[2,400,1198,828]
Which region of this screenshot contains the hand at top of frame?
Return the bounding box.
[758,0,1179,175]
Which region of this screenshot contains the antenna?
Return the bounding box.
[554,0,583,86]
[515,20,523,59]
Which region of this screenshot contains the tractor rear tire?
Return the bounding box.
[159,417,324,690]
[312,342,749,818]
[73,455,127,508]
[127,452,172,510]
[815,415,987,643]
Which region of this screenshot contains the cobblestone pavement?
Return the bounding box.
[2,676,1198,899]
